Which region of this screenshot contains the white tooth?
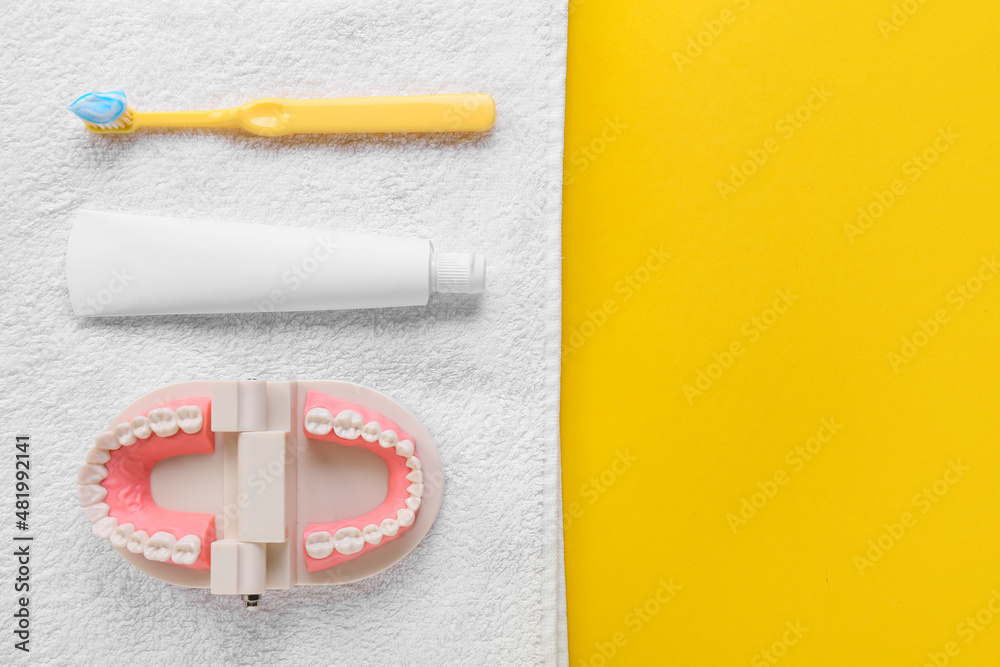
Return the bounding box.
[397,508,415,527]
[110,523,135,548]
[407,483,423,498]
[85,446,110,465]
[406,470,423,484]
[144,532,176,562]
[78,463,108,485]
[379,518,399,537]
[406,456,421,470]
[171,535,202,565]
[379,429,398,449]
[333,527,365,555]
[127,530,149,554]
[333,410,363,439]
[92,516,118,538]
[130,416,152,439]
[395,439,414,458]
[113,422,136,447]
[78,484,107,507]
[304,407,334,436]
[305,531,334,559]
[84,502,109,523]
[95,431,120,451]
[405,496,422,512]
[175,406,203,434]
[362,524,383,545]
[361,421,382,442]
[148,408,179,437]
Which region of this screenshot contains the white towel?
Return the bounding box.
[0,1,567,664]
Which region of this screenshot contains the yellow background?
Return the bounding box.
[561,0,1000,664]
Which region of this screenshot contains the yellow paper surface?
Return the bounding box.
[562,1,1000,664]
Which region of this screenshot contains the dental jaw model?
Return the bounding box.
[78,381,441,607]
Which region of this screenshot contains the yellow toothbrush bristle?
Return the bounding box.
[84,107,136,132]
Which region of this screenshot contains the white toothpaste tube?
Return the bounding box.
[65,209,485,316]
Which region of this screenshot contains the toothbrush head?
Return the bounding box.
[68,90,136,133]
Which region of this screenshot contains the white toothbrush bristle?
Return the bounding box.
[84,107,135,131]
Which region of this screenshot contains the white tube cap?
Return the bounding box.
[434,252,486,294]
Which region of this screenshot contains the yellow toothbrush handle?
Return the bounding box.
[134,94,495,136]
[132,110,238,131]
[263,94,496,134]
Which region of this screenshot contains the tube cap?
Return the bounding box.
[435,252,486,294]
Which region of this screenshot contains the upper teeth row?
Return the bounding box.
[80,405,204,565]
[303,407,423,560]
[93,405,204,452]
[305,407,417,460]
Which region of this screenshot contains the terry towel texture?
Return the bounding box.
[0,2,567,665]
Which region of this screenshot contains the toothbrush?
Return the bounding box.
[68,90,495,136]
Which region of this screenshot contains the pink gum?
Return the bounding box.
[101,397,215,570]
[302,390,418,573]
